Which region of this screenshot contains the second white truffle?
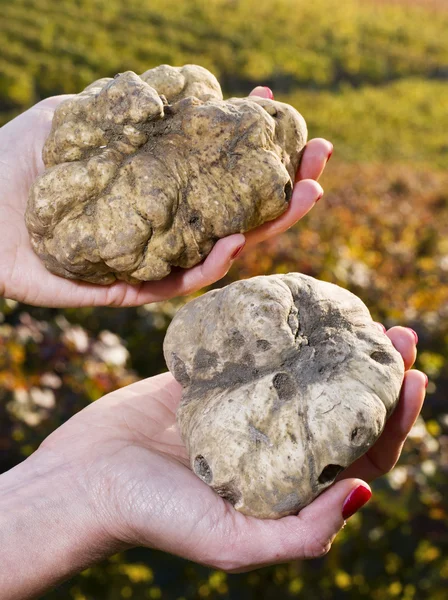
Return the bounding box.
[164,273,405,519]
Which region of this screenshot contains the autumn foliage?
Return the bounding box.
[1,0,447,598]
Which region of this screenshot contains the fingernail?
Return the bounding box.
[326,145,334,163]
[406,328,418,344]
[342,484,372,520]
[315,190,324,203]
[375,321,387,333]
[263,86,274,99]
[231,242,246,260]
[424,374,429,389]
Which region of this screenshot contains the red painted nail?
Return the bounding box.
[326,145,334,163]
[231,243,246,260]
[406,328,418,344]
[424,374,429,389]
[342,484,372,520]
[263,86,274,100]
[316,191,324,203]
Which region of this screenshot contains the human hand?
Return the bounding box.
[54,326,426,567]
[0,324,423,600]
[0,87,330,308]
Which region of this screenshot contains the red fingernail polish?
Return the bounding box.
[342,484,372,520]
[316,191,324,203]
[407,328,418,344]
[326,145,334,163]
[263,87,274,99]
[424,374,429,389]
[231,243,246,260]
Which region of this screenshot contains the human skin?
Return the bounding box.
[0,327,425,599]
[0,86,328,308]
[0,90,426,598]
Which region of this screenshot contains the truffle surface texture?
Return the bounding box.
[26,64,307,284]
[164,273,405,519]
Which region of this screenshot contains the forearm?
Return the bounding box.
[0,449,117,599]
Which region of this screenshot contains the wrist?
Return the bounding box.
[0,447,121,599]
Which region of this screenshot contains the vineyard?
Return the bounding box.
[1,0,448,598]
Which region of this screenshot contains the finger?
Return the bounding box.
[249,86,274,99]
[342,369,427,481]
[220,479,370,571]
[386,326,418,371]
[100,234,246,306]
[365,369,427,474]
[297,138,333,182]
[173,233,246,295]
[245,179,323,247]
[27,234,246,308]
[34,94,73,112]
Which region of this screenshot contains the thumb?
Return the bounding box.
[221,478,371,572]
[291,478,372,558]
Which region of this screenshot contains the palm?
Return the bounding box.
[39,323,425,570]
[1,91,330,308]
[42,372,241,560]
[92,322,420,486]
[44,321,421,501]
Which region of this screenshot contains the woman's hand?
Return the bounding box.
[0,87,331,308]
[0,325,425,599]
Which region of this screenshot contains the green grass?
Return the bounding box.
[283,78,448,167]
[1,0,448,110]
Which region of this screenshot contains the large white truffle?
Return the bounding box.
[26,64,307,284]
[164,273,405,519]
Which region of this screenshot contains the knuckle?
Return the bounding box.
[302,531,333,559]
[305,539,332,559]
[197,541,243,572]
[211,557,242,572]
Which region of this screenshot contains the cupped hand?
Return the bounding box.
[0,88,331,308]
[37,326,426,572]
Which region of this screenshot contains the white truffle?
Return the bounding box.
[26,64,307,284]
[164,273,404,519]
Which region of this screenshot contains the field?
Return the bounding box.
[1,0,447,598]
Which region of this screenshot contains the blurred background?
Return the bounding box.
[1,0,447,598]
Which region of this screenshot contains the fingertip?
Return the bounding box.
[341,482,372,520]
[404,368,428,394]
[244,179,323,248]
[298,139,334,181]
[249,86,274,99]
[383,368,427,441]
[386,326,418,370]
[202,233,246,277]
[308,138,334,158]
[387,325,417,344]
[292,178,324,204]
[311,137,333,149]
[230,240,246,261]
[405,327,419,345]
[212,233,246,259]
